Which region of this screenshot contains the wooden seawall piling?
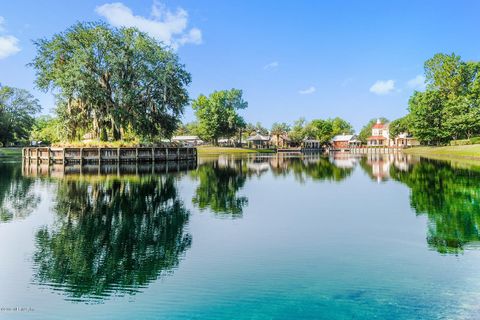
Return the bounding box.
[23,147,197,165]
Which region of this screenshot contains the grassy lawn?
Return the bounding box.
[403,144,480,159]
[197,146,276,155]
[0,147,23,159]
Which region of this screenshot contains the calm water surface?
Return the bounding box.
[1,153,480,319]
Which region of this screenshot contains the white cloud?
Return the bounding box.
[0,17,20,59]
[407,75,426,90]
[263,61,279,70]
[299,86,316,95]
[95,2,202,49]
[0,36,20,59]
[369,80,395,95]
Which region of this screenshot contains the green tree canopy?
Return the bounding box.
[389,115,412,139]
[192,89,247,144]
[31,22,191,142]
[0,84,41,146]
[245,122,269,137]
[304,119,333,144]
[330,117,354,136]
[30,115,62,145]
[302,117,354,145]
[288,118,307,144]
[271,122,290,136]
[408,90,448,145]
[406,53,480,144]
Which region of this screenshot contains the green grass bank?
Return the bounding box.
[403,144,480,160]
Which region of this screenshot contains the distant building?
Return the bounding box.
[247,133,270,148]
[394,133,420,147]
[367,119,393,146]
[366,119,420,148]
[302,139,322,149]
[270,134,292,148]
[331,134,361,149]
[171,135,204,146]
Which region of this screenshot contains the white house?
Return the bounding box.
[367,119,393,146]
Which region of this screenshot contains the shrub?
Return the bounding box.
[469,136,480,144]
[450,139,471,146]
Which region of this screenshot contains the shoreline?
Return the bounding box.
[197,146,276,155]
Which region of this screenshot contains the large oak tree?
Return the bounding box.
[31,22,191,142]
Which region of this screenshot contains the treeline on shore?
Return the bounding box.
[1,20,479,148]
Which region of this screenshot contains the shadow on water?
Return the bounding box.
[26,164,194,303]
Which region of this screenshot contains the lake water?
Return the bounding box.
[2,153,480,319]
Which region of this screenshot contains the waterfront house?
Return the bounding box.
[172,135,204,146]
[270,134,292,148]
[367,119,393,147]
[247,133,271,148]
[331,134,361,149]
[302,138,322,149]
[394,133,420,147]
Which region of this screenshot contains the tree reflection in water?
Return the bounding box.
[389,159,480,254]
[0,162,39,222]
[269,153,355,183]
[33,174,191,301]
[190,157,249,218]
[190,154,354,218]
[357,153,480,254]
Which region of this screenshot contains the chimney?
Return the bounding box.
[376,118,381,124]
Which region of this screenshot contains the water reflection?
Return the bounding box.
[359,153,417,182]
[390,159,480,254]
[359,153,480,254]
[4,152,480,305]
[190,157,250,218]
[0,162,40,222]
[32,173,192,302]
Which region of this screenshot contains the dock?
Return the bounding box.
[22,147,197,164]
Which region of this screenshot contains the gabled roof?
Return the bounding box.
[247,133,270,141]
[172,135,202,141]
[331,134,356,142]
[372,123,387,129]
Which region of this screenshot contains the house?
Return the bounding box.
[270,134,292,148]
[331,134,361,149]
[302,139,322,149]
[394,133,420,147]
[171,135,204,146]
[367,119,393,147]
[247,133,271,148]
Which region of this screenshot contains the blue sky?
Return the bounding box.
[0,0,479,131]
